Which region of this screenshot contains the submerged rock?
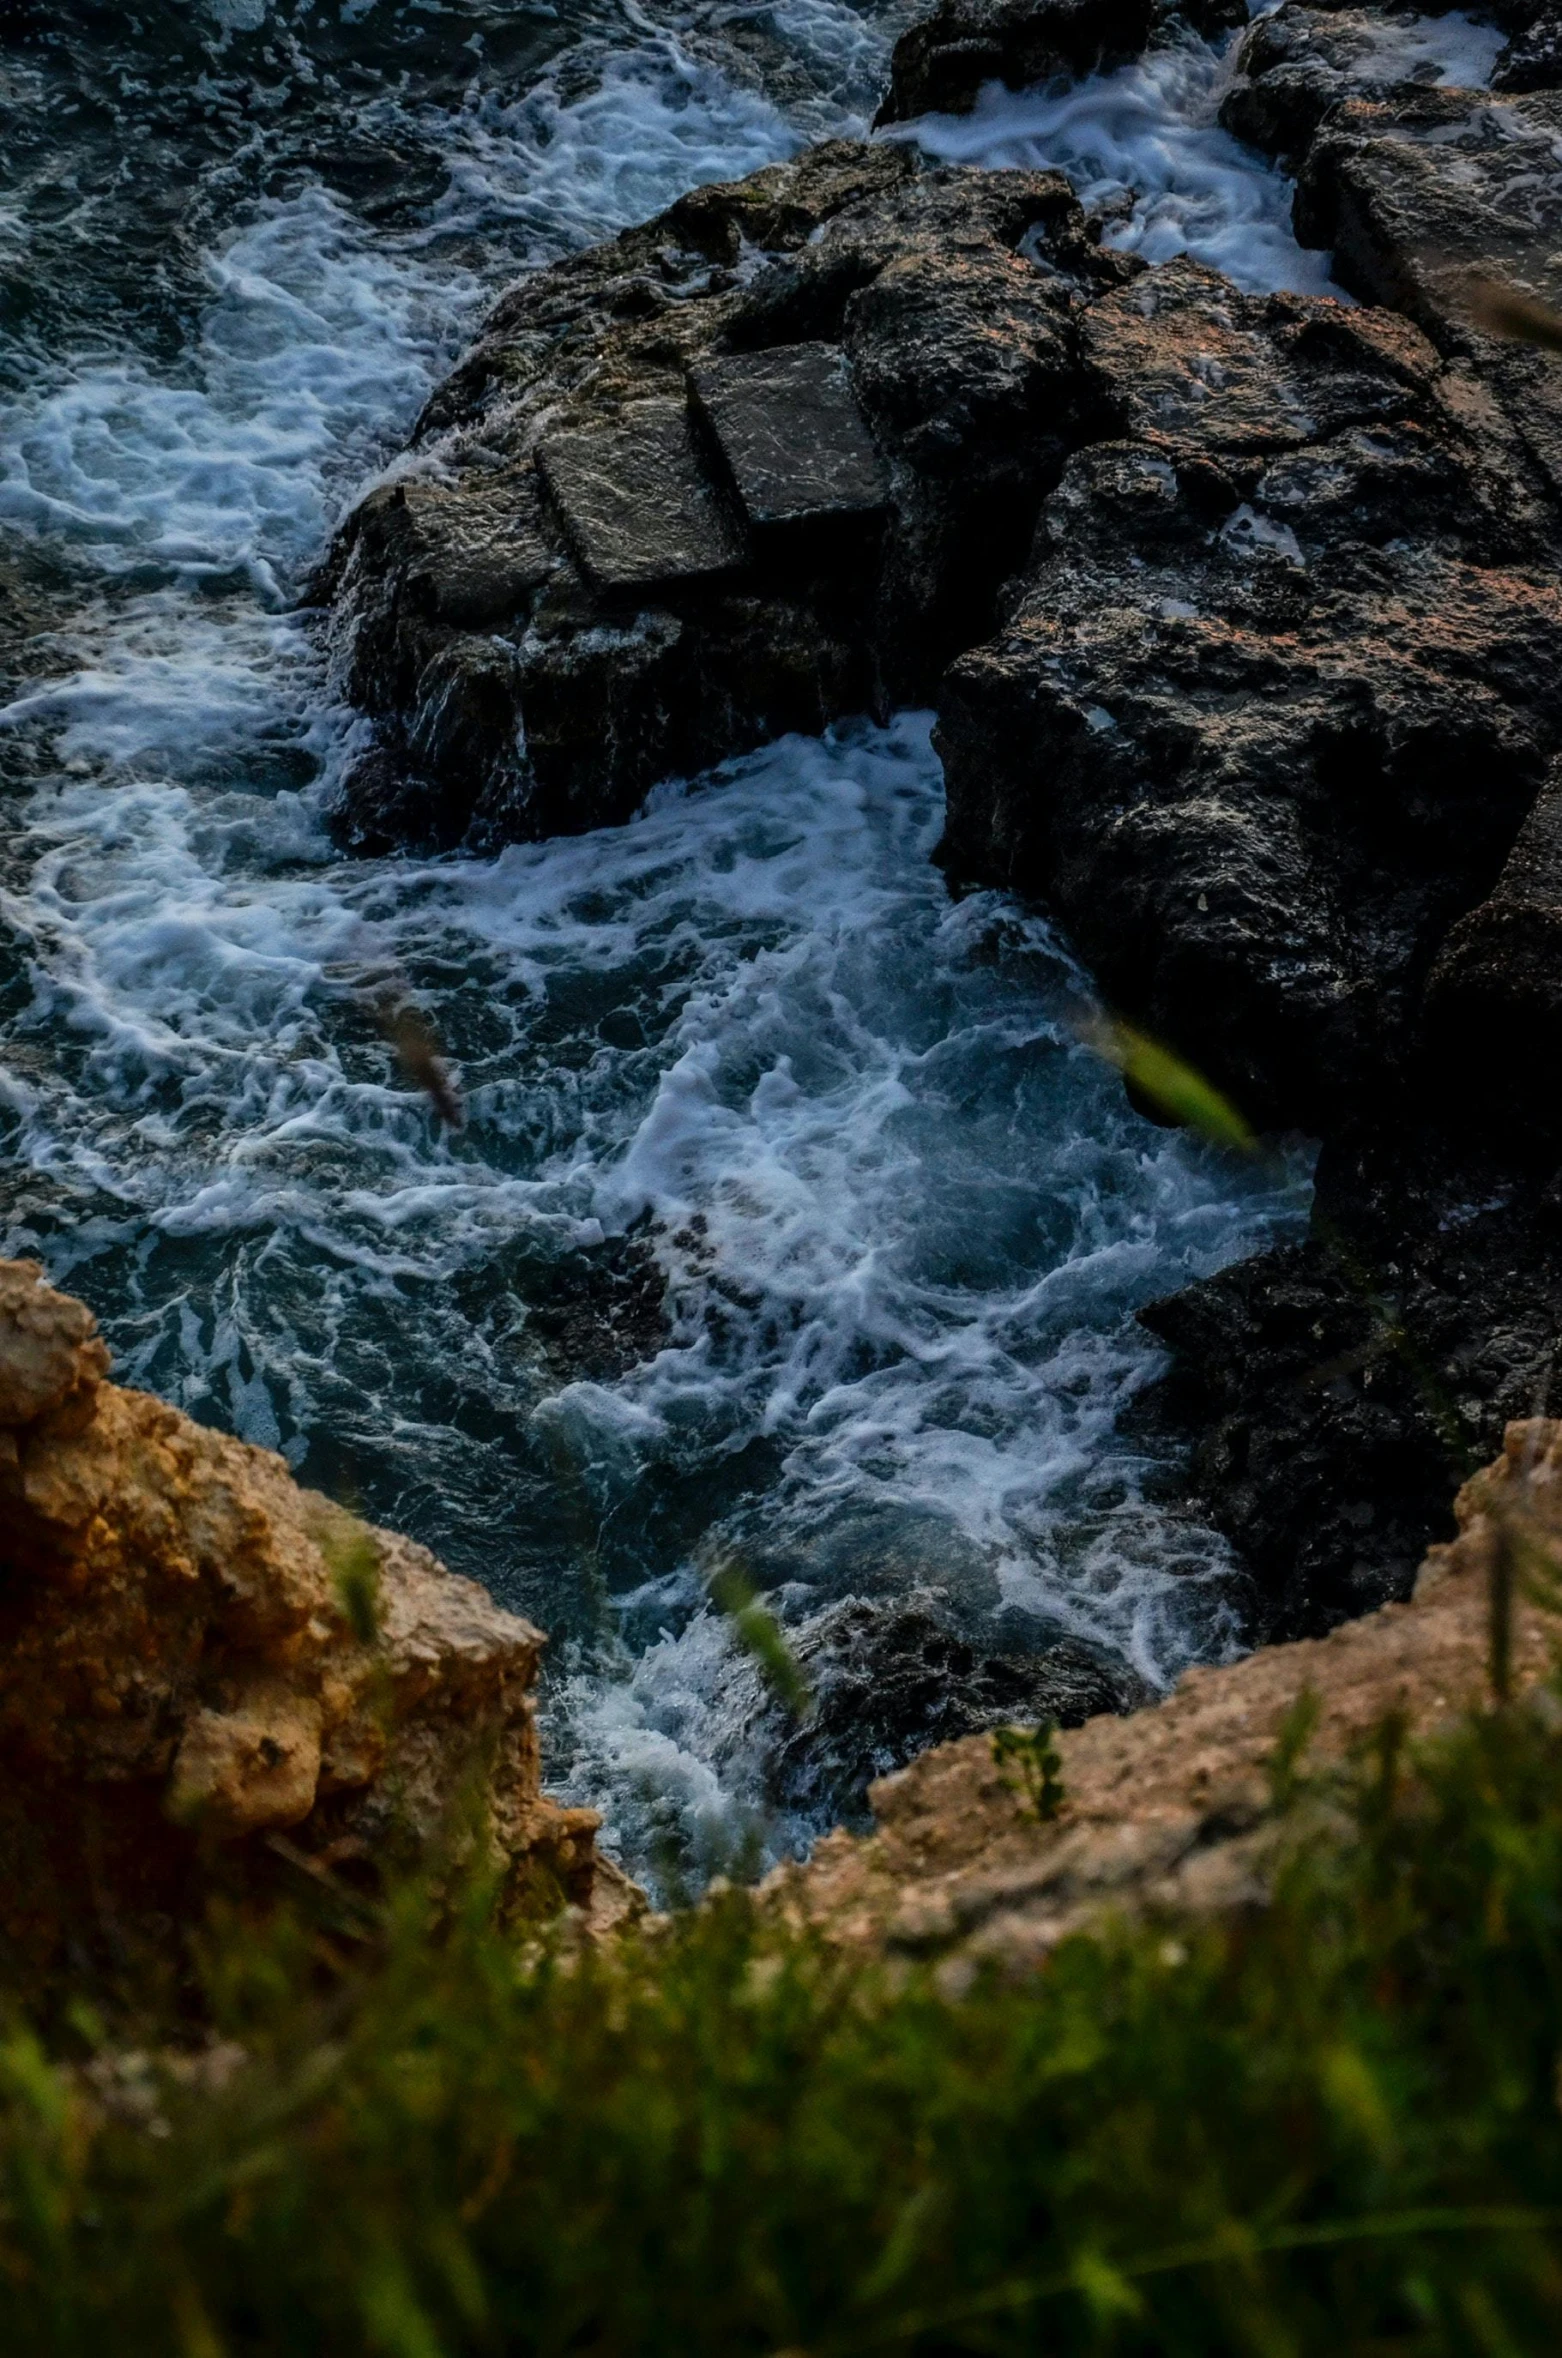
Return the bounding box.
[0,1258,633,1982]
[759,1591,1151,1827]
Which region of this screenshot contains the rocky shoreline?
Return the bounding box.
[317,0,1562,1649]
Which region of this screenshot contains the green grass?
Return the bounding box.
[7,1691,1562,2355]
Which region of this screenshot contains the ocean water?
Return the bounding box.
[907,12,1504,296]
[0,0,1324,1886]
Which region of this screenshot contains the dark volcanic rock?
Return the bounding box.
[875,0,1158,126]
[325,142,1136,852]
[690,342,891,529]
[1140,1126,1562,1633]
[1296,88,1562,504]
[924,226,1562,1631]
[764,1590,1151,1825]
[1425,758,1562,1139]
[1495,3,1562,92]
[935,258,1562,1133]
[1219,5,1497,170]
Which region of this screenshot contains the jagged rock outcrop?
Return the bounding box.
[1079,17,1562,1626]
[0,1258,631,1978]
[322,141,1137,852]
[781,1418,1562,1972]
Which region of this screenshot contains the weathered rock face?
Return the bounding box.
[1219,6,1505,169]
[0,1259,628,1979]
[1138,1119,1562,1632]
[324,15,1562,1638]
[1295,86,1562,502]
[323,142,1137,853]
[936,257,1562,1134]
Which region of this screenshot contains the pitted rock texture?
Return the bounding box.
[1218,5,1503,169]
[779,1419,1561,1972]
[1298,86,1562,511]
[0,1259,630,1977]
[323,142,1137,853]
[935,256,1562,1134]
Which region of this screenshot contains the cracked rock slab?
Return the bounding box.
[690,342,888,528]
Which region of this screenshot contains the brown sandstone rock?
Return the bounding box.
[0,1259,633,1979]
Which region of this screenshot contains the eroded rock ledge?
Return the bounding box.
[0,1258,632,1979]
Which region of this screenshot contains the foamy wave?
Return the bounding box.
[0,0,1317,1887]
[905,27,1331,295]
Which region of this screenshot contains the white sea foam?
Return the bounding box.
[1346,10,1506,92]
[425,36,799,262]
[907,28,1334,295]
[906,11,1505,301]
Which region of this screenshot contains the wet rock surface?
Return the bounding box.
[757,1591,1151,1827]
[323,140,1135,850]
[935,258,1562,1134]
[0,0,560,379]
[874,0,1160,124]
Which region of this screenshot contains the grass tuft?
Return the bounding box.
[4,1677,1562,2349]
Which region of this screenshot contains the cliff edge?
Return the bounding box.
[0,1258,633,1979]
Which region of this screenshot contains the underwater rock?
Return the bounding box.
[0,1258,632,1981]
[757,1591,1151,1827]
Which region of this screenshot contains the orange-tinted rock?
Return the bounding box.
[0,1260,635,1981]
